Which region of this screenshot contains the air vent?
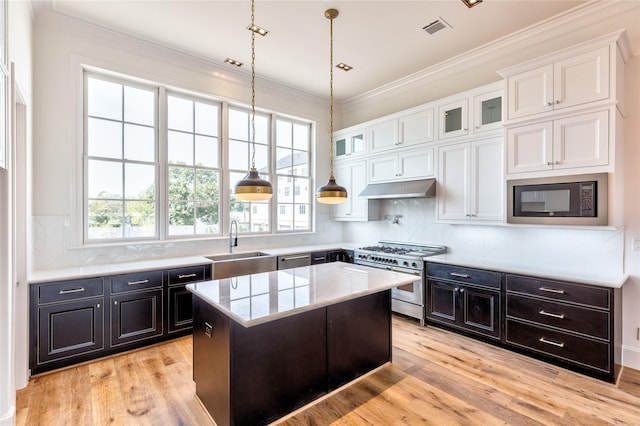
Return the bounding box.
[423,18,451,35]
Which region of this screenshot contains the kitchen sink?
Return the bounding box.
[206,251,277,279]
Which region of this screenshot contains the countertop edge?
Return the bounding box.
[424,255,628,289]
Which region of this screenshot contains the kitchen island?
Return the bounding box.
[187,262,418,426]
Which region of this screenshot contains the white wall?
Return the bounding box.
[340,3,640,369]
[31,10,343,271]
[1,1,33,424]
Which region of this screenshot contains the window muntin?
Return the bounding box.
[167,94,221,236]
[85,75,157,241]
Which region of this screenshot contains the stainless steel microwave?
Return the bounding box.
[507,173,608,226]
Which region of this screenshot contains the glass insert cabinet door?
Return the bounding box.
[439,98,468,139]
[474,89,503,133]
[334,129,366,158]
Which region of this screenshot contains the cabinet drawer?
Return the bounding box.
[506,274,609,309]
[111,270,163,294]
[506,319,610,373]
[426,263,501,289]
[168,265,207,286]
[506,295,609,340]
[38,278,104,304]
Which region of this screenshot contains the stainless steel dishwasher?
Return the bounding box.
[277,253,311,270]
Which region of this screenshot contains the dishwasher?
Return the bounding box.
[277,253,311,270]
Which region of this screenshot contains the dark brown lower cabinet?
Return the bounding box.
[30,263,211,374]
[192,290,391,426]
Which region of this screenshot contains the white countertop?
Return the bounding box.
[187,262,416,327]
[260,243,359,256]
[425,254,628,288]
[29,256,213,283]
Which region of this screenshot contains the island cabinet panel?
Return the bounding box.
[327,291,391,389]
[167,265,210,333]
[191,288,393,426]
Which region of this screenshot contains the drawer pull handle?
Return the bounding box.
[281,255,310,261]
[539,337,565,348]
[178,273,197,279]
[59,287,85,295]
[539,287,565,294]
[313,257,326,261]
[450,273,470,279]
[128,279,150,286]
[539,310,565,319]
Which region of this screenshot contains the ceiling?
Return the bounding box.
[45,0,590,101]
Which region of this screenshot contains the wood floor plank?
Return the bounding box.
[16,315,640,426]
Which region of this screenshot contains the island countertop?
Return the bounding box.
[187,262,417,327]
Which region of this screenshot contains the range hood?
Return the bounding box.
[358,178,436,199]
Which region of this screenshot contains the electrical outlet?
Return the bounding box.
[633,237,640,251]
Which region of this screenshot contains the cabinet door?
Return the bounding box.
[168,285,193,333]
[473,90,502,133]
[437,143,470,221]
[439,98,469,139]
[38,298,104,363]
[507,64,554,119]
[427,281,458,325]
[460,287,500,339]
[334,129,366,158]
[507,121,553,174]
[349,160,369,219]
[111,289,163,346]
[398,148,435,180]
[554,46,609,110]
[553,110,609,170]
[471,138,504,221]
[398,109,434,147]
[369,155,397,183]
[369,119,398,153]
[332,162,353,218]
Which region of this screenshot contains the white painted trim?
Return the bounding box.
[0,408,16,426]
[622,345,640,371]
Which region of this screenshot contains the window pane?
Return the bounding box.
[229,140,249,170]
[124,200,155,237]
[254,144,269,172]
[196,169,219,201]
[169,201,194,235]
[255,114,269,144]
[278,204,293,231]
[276,120,292,147]
[168,130,194,165]
[88,78,122,120]
[229,109,248,141]
[87,200,123,239]
[125,163,155,199]
[278,176,293,203]
[251,202,270,232]
[124,124,155,162]
[195,102,218,136]
[293,123,309,151]
[124,86,154,126]
[168,96,193,132]
[88,118,122,159]
[168,167,195,201]
[195,135,218,168]
[276,147,292,170]
[292,150,308,176]
[295,177,310,200]
[196,201,219,234]
[88,160,122,198]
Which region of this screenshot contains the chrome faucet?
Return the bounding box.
[229,220,238,253]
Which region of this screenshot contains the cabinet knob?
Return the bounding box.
[547,102,553,106]
[546,161,553,166]
[96,303,101,309]
[555,100,560,104]
[114,301,118,305]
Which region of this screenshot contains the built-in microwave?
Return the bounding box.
[507,173,608,226]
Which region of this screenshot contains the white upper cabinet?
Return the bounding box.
[332,160,379,221]
[369,108,434,154]
[438,98,469,140]
[505,45,610,120]
[473,89,503,133]
[437,137,504,223]
[369,147,434,183]
[334,128,366,159]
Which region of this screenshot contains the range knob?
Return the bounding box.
[411,262,418,268]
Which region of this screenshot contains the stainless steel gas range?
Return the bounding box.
[354,241,446,325]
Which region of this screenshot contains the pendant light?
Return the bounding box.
[315,9,348,205]
[234,0,273,201]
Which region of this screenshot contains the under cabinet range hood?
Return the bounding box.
[359,178,436,199]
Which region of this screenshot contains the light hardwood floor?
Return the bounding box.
[17,315,640,425]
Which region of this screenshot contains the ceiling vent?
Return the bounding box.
[423,18,451,35]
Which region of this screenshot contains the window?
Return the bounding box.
[167,94,221,236]
[85,75,157,240]
[275,119,311,231]
[83,70,313,243]
[228,107,271,233]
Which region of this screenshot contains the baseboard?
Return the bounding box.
[622,345,640,370]
[0,406,16,426]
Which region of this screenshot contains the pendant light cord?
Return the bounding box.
[250,0,257,170]
[328,12,335,180]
